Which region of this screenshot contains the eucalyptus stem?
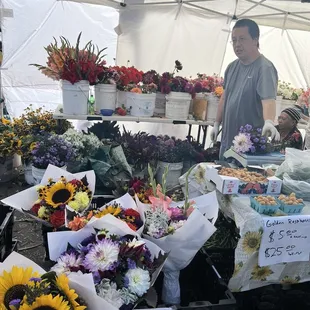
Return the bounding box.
[184,165,196,213]
[148,164,157,197]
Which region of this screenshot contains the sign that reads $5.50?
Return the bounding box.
[258,215,310,267]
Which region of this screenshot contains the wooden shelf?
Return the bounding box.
[53,105,214,126]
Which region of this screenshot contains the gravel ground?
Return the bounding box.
[0,174,46,267]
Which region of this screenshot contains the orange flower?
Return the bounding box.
[68,216,87,231]
[214,86,224,97]
[130,87,142,94]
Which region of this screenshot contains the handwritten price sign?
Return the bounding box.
[258,215,310,267]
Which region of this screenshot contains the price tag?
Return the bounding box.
[258,215,310,267]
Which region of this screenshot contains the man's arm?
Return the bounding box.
[262,99,276,122]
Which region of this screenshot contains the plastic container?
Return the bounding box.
[250,196,279,215]
[192,93,207,120]
[205,93,219,122]
[24,163,35,185]
[126,92,156,117]
[61,80,89,115]
[156,161,183,189]
[165,92,191,120]
[100,109,114,116]
[154,92,166,115]
[277,198,304,215]
[95,84,117,111]
[32,165,67,185]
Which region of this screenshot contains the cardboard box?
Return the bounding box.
[206,165,282,195]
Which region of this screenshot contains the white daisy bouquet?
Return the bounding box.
[0,251,117,310]
[50,228,166,309]
[136,165,217,305]
[1,165,95,228]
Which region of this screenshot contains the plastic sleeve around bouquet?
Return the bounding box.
[136,195,217,305]
[0,252,118,310]
[85,193,145,235]
[1,164,96,227]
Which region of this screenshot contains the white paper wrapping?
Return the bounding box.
[137,192,218,304]
[1,164,96,226]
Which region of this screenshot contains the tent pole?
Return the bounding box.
[175,0,182,20]
[238,0,266,18]
[247,0,310,23]
[185,2,232,18]
[281,13,288,35]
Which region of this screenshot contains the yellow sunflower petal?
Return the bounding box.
[44,181,76,208]
[19,294,70,310]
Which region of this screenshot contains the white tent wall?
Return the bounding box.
[1,0,119,117]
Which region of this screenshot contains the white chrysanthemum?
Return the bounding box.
[233,133,253,154]
[125,267,150,297]
[51,252,83,274]
[97,279,123,308]
[83,239,119,272]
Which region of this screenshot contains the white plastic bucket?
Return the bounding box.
[32,165,67,185]
[165,92,191,120]
[0,157,13,183]
[156,161,183,189]
[116,91,127,108]
[95,84,117,111]
[206,93,219,122]
[154,92,166,116]
[24,163,35,185]
[61,80,89,115]
[126,92,156,117]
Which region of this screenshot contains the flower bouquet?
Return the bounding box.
[0,251,118,310]
[114,66,143,91]
[67,193,145,235]
[192,73,223,94]
[277,81,294,100]
[62,128,103,161]
[1,165,95,228]
[232,124,273,155]
[136,165,217,304]
[31,32,107,85]
[48,228,166,309]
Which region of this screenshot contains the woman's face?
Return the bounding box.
[278,112,295,130]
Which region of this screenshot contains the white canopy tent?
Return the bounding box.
[1,0,310,139]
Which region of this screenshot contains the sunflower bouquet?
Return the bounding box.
[29,175,93,228]
[1,165,96,229]
[0,266,87,310]
[67,194,145,235]
[0,251,118,310]
[51,229,166,309]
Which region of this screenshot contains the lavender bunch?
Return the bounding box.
[239,124,272,154]
[31,134,76,169]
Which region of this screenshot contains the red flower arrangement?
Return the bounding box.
[114,66,144,90]
[31,33,107,85]
[193,73,224,93]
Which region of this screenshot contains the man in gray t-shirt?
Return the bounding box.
[211,19,280,159]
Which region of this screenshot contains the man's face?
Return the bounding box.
[231,26,258,61]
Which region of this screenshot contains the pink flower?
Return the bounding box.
[148,185,172,217]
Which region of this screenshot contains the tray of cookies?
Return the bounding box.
[277,193,304,215]
[250,196,280,215]
[206,165,282,195]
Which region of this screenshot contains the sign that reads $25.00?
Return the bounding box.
[258,215,310,267]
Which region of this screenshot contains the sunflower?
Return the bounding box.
[280,276,300,285]
[55,274,86,310]
[19,294,70,310]
[194,165,205,184]
[250,265,274,281]
[242,231,262,255]
[94,205,122,218]
[0,266,40,309]
[44,182,76,208]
